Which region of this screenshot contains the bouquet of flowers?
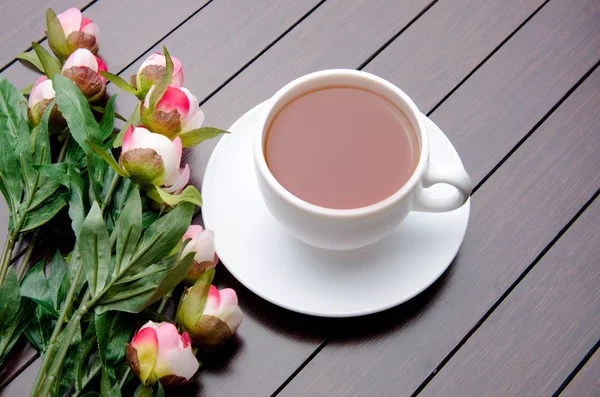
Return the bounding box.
[0,8,242,396]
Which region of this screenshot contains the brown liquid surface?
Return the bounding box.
[265,87,418,209]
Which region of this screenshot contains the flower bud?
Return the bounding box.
[62,49,107,102]
[57,8,99,55]
[126,321,199,386]
[141,85,204,139]
[28,76,56,125]
[181,225,218,283]
[120,126,190,193]
[177,277,242,349]
[133,52,184,97]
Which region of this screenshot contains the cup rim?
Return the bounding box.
[253,69,429,219]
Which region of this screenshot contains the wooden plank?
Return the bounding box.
[0,0,93,70]
[561,348,600,397]
[0,357,40,397]
[0,0,323,392]
[110,0,326,149]
[176,1,446,396]
[277,0,600,393]
[1,0,210,89]
[363,0,546,114]
[419,196,600,396]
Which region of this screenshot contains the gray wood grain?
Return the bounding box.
[278,1,600,392]
[0,0,93,70]
[420,183,600,395]
[561,348,600,397]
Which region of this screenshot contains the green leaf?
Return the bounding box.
[78,203,111,296]
[33,101,54,164]
[156,382,165,397]
[178,127,229,148]
[75,318,97,393]
[21,190,68,232]
[115,187,142,274]
[34,163,69,186]
[86,141,126,177]
[100,72,139,96]
[23,305,55,352]
[68,167,87,236]
[146,185,202,207]
[0,298,34,367]
[28,176,63,211]
[0,76,26,213]
[95,311,132,384]
[147,46,173,113]
[21,83,34,96]
[46,8,70,61]
[0,269,21,324]
[124,202,194,272]
[52,74,102,151]
[113,102,141,148]
[99,95,117,140]
[20,261,55,314]
[64,135,86,167]
[32,42,61,78]
[16,51,44,73]
[96,252,193,314]
[49,251,69,309]
[141,210,159,230]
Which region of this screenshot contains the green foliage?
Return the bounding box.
[179,127,229,148]
[46,8,70,61]
[146,185,202,207]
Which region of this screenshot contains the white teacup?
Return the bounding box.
[253,69,471,250]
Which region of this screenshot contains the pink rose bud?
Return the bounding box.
[57,8,99,55]
[181,225,218,283]
[177,278,242,349]
[126,321,199,386]
[141,85,204,139]
[120,126,190,193]
[134,52,184,97]
[62,49,107,102]
[28,76,56,125]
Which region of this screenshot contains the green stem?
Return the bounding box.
[157,289,173,313]
[37,290,91,397]
[0,230,15,284]
[101,173,120,215]
[57,135,69,163]
[29,260,86,397]
[72,363,101,397]
[16,230,39,281]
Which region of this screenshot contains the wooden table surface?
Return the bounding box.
[1,0,599,396]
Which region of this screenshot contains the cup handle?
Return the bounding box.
[413,163,472,212]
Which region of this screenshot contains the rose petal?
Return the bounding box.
[80,19,99,39]
[57,8,82,37]
[182,108,205,132]
[156,85,190,117]
[28,77,55,108]
[192,229,215,264]
[202,286,220,316]
[153,345,199,380]
[183,225,203,242]
[162,164,190,194]
[179,87,200,127]
[154,322,182,354]
[131,327,158,385]
[63,48,98,71]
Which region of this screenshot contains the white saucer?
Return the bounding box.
[202,102,470,317]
